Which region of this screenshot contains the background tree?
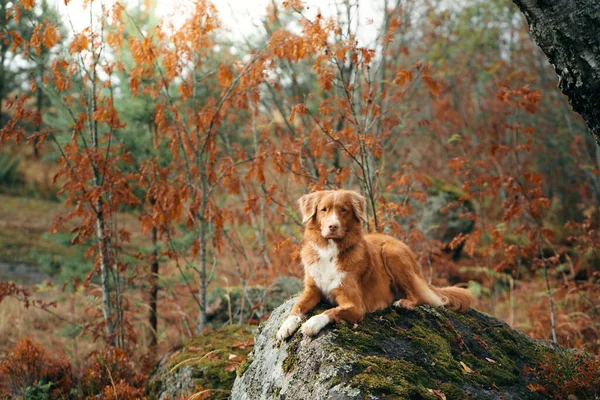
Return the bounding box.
[0,0,65,155]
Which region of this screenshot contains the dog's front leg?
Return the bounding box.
[277,280,322,340]
[301,288,364,337]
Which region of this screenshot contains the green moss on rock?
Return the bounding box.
[310,303,555,399]
[236,356,252,378]
[147,325,254,400]
[282,331,304,373]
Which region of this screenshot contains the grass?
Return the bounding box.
[0,192,152,283]
[0,295,101,361]
[0,195,75,268]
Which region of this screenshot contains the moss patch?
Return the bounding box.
[149,325,254,399]
[236,355,252,378]
[316,305,556,399]
[282,331,304,373]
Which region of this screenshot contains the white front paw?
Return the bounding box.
[393,299,415,310]
[300,314,330,337]
[276,315,302,340]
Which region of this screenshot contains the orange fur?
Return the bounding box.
[286,189,473,334]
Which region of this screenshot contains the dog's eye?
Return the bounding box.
[340,208,348,213]
[320,207,327,212]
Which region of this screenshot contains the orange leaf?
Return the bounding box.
[217,64,233,87]
[289,103,308,123]
[69,33,89,54]
[394,70,412,87]
[422,76,441,97]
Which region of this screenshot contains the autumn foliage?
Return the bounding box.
[0,0,598,398]
[0,338,145,399]
[0,338,73,398]
[526,352,600,399]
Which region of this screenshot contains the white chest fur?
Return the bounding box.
[305,240,346,299]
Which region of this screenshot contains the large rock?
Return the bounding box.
[232,297,568,400]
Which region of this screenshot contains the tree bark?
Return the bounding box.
[149,222,159,347]
[89,24,114,344]
[95,201,114,344]
[195,180,208,335]
[34,63,44,158]
[512,0,600,146]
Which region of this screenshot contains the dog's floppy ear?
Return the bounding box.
[350,191,367,222]
[298,192,322,224]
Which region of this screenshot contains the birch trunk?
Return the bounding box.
[196,177,208,335]
[89,18,114,342]
[95,200,114,343]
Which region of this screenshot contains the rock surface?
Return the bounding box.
[232,297,565,400]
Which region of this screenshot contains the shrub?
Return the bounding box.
[98,381,146,400]
[0,338,73,399]
[527,352,600,400]
[80,346,146,399]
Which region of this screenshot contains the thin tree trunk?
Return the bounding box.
[540,244,558,344]
[95,202,114,343]
[149,220,159,347]
[91,97,113,344]
[34,64,43,158]
[543,262,558,344]
[196,179,208,335]
[88,19,113,343]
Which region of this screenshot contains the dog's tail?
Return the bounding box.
[430,285,473,312]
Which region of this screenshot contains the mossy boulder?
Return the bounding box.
[146,325,254,400]
[232,297,570,399]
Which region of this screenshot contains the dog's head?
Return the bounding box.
[298,190,366,239]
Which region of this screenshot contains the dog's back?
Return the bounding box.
[361,233,473,312]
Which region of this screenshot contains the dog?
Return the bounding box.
[276,189,473,340]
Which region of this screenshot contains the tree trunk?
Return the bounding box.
[149,222,159,347]
[33,64,44,158]
[512,0,600,146]
[195,182,208,335]
[90,41,114,344]
[95,202,114,344]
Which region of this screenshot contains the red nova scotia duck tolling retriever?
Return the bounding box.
[277,189,474,340]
